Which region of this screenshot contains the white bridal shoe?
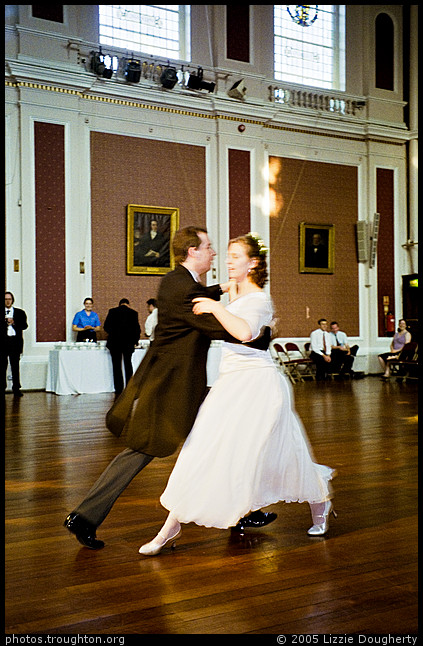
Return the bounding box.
[138,529,182,556]
[307,500,337,536]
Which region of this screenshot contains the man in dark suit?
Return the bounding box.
[64,226,275,548]
[4,292,28,397]
[104,298,141,396]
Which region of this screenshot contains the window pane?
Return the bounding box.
[274,5,344,91]
[99,5,189,60]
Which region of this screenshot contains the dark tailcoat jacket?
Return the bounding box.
[3,307,28,354]
[103,305,141,351]
[106,265,270,458]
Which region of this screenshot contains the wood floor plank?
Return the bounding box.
[5,378,418,635]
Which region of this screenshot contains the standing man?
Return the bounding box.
[64,226,274,549]
[330,321,359,377]
[310,318,332,381]
[144,298,158,341]
[104,299,141,397]
[4,292,28,397]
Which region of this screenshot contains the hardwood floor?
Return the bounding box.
[4,377,418,635]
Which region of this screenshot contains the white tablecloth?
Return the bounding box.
[206,342,222,385]
[46,347,115,395]
[46,344,222,395]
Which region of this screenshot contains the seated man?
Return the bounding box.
[329,321,359,377]
[309,318,332,381]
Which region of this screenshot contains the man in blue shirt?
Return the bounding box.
[72,298,101,342]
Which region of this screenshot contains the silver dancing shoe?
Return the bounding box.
[307,501,337,536]
[139,529,182,556]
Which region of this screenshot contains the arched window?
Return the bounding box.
[375,13,394,91]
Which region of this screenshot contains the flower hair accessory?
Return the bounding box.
[248,232,268,257]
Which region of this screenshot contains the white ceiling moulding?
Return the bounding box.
[6,58,95,93]
[5,58,412,145]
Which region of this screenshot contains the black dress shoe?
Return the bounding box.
[64,512,105,550]
[232,510,278,533]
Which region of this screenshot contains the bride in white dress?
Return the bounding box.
[139,234,336,555]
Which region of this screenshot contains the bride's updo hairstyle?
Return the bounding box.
[229,232,268,288]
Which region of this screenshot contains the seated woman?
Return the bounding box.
[378,319,411,380]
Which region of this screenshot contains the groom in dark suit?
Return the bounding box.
[4,291,28,397]
[64,226,276,548]
[104,298,141,396]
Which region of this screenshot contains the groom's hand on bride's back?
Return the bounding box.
[244,326,271,351]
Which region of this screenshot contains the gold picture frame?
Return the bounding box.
[299,222,335,274]
[127,205,179,275]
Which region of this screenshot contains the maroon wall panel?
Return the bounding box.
[228,149,251,239]
[34,121,66,342]
[376,168,395,336]
[90,132,207,336]
[269,156,359,337]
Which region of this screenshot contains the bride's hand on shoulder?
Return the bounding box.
[220,279,238,299]
[192,297,221,315]
[220,280,238,301]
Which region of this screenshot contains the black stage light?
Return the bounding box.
[91,51,105,76]
[187,67,215,93]
[160,66,178,89]
[125,59,142,83]
[90,50,113,79]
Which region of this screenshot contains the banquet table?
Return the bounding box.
[46,342,222,395]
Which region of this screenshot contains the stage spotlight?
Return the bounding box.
[90,50,113,79]
[160,66,178,89]
[124,59,142,83]
[227,79,247,100]
[187,67,215,93]
[102,55,113,79]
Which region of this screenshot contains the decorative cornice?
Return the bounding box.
[5,78,410,145]
[6,79,218,119]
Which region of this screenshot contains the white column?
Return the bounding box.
[407,5,418,273]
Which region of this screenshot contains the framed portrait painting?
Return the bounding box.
[299,222,335,274]
[127,205,179,275]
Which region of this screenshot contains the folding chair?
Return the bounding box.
[387,342,418,382]
[271,342,302,384]
[284,342,315,380]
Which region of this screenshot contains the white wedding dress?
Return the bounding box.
[160,291,334,529]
